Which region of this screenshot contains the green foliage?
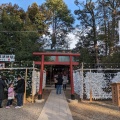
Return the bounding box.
[28,3,51,35]
[0,3,42,61]
[28,3,39,23]
[0,1,75,62]
[74,0,120,64]
[101,51,120,63]
[73,47,94,63]
[44,0,74,49]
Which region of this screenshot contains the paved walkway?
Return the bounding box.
[37,90,73,120]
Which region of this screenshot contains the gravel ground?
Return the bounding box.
[0,89,51,120]
[0,89,120,120]
[64,90,120,120]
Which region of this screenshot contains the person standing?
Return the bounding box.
[6,83,15,108]
[0,76,7,108]
[54,73,58,88]
[14,75,25,108]
[56,74,63,94]
[63,74,68,91]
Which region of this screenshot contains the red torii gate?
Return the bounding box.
[33,52,80,100]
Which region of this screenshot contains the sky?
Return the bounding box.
[0,0,84,48]
[0,0,79,15]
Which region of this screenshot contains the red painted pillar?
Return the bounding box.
[56,56,58,62]
[70,55,75,100]
[38,54,44,99]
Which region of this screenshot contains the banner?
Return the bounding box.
[0,54,15,62]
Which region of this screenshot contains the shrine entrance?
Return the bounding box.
[33,51,80,100]
[46,65,69,85]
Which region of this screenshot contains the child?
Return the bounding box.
[6,83,15,108]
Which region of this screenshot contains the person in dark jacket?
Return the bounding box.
[0,76,7,108]
[14,75,25,108]
[56,74,63,94]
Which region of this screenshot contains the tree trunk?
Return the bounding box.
[92,10,99,64]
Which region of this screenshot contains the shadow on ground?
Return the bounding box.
[0,90,51,120]
[64,89,120,120]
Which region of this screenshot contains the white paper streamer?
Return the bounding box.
[73,70,120,100]
[32,70,46,96]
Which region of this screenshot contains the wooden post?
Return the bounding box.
[10,62,13,68]
[24,68,27,104]
[90,89,92,102]
[81,62,84,100]
[32,61,35,103]
[118,20,120,44]
[89,69,92,102]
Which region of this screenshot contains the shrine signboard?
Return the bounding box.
[0,54,15,62]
